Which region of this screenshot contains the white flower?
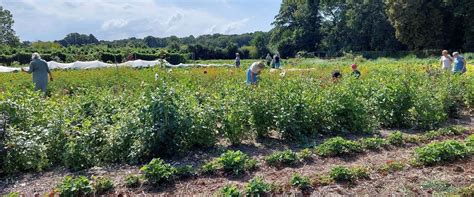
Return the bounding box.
[280,71,286,78]
[154,73,159,81]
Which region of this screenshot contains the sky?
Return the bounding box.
[0,0,281,41]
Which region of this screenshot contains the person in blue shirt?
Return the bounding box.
[452,52,467,75]
[246,62,265,85]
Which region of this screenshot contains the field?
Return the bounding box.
[0,58,473,196]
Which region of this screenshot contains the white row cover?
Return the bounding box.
[0,59,235,73]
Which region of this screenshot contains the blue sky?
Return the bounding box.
[1,0,281,41]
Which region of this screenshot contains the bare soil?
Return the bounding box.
[1,113,473,196]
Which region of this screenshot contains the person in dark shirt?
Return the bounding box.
[351,64,361,79]
[332,70,342,83]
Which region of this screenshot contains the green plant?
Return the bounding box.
[360,137,387,150]
[313,175,333,186]
[387,131,404,146]
[265,150,298,167]
[175,165,195,178]
[378,160,405,174]
[466,134,474,152]
[456,183,474,196]
[290,173,311,190]
[124,174,140,188]
[329,166,369,182]
[92,176,114,194]
[55,176,93,197]
[414,140,469,166]
[421,180,455,193]
[219,184,241,197]
[3,192,20,197]
[245,176,271,196]
[315,137,363,157]
[297,148,313,161]
[200,160,220,175]
[217,150,256,175]
[140,158,177,185]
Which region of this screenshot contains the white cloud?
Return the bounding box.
[101,19,130,30]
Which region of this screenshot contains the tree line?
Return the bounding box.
[1,0,473,62]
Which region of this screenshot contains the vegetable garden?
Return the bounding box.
[0,58,473,195]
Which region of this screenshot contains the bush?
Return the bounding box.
[175,165,195,178]
[55,176,93,197]
[297,148,313,161]
[245,176,271,196]
[290,173,311,190]
[387,131,404,146]
[415,140,469,166]
[466,134,474,151]
[265,150,298,167]
[217,150,256,175]
[165,53,187,65]
[315,137,363,157]
[92,176,114,194]
[140,158,176,185]
[360,137,387,150]
[124,175,140,188]
[219,184,241,197]
[329,166,369,183]
[200,160,220,175]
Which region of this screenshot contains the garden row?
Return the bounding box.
[7,129,471,196]
[0,64,473,173]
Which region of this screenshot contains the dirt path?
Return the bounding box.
[1,115,473,196]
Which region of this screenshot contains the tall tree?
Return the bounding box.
[0,6,20,46]
[271,0,321,57]
[385,0,445,50]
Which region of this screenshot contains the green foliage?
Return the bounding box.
[456,183,474,196]
[378,161,405,174]
[219,184,241,197]
[55,176,93,197]
[217,150,256,175]
[415,140,469,166]
[140,158,177,185]
[92,176,114,194]
[175,165,195,178]
[290,173,311,190]
[0,6,20,46]
[244,176,271,196]
[360,137,387,150]
[200,160,220,175]
[3,192,20,197]
[265,150,298,167]
[124,174,140,188]
[421,180,455,193]
[297,148,313,161]
[315,137,363,157]
[387,131,404,146]
[465,134,474,151]
[329,166,369,183]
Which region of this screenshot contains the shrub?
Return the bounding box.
[387,131,404,146]
[55,176,93,197]
[378,161,405,174]
[175,165,195,178]
[297,148,313,161]
[124,175,140,188]
[290,173,311,190]
[219,184,241,197]
[92,176,114,194]
[329,166,369,182]
[421,180,455,193]
[200,160,220,175]
[245,176,271,196]
[265,150,298,167]
[313,175,333,186]
[218,150,256,175]
[414,140,469,166]
[360,137,387,150]
[466,134,474,151]
[140,158,176,185]
[315,137,363,157]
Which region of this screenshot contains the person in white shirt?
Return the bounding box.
[440,50,453,71]
[246,61,265,85]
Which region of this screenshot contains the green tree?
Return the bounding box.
[251,32,269,58]
[0,6,20,46]
[385,0,445,50]
[271,0,321,57]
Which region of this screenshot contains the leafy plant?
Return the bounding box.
[217,150,256,175]
[360,137,387,150]
[200,160,220,175]
[414,140,469,166]
[92,176,114,194]
[245,176,271,196]
[175,165,195,178]
[297,148,313,161]
[421,180,455,193]
[124,174,140,188]
[55,175,93,197]
[140,158,177,185]
[290,173,311,190]
[329,166,369,182]
[378,160,405,174]
[387,131,404,146]
[265,150,298,167]
[315,137,363,157]
[219,184,241,197]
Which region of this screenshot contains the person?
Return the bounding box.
[21,53,53,93]
[247,61,265,85]
[273,53,281,69]
[452,52,467,74]
[265,53,272,67]
[440,50,453,71]
[332,70,342,83]
[351,64,361,79]
[235,53,241,68]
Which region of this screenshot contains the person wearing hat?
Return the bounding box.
[351,64,361,79]
[452,52,467,74]
[21,52,53,93]
[247,61,265,85]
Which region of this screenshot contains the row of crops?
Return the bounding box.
[0,59,472,173]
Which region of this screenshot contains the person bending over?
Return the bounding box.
[247,61,265,85]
